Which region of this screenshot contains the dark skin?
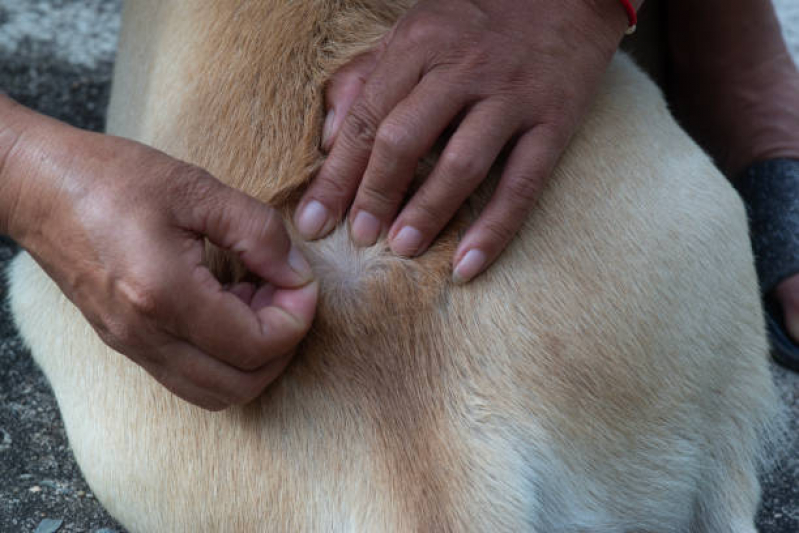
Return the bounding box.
[0,0,795,411]
[667,0,799,342]
[312,0,799,342]
[296,0,638,283]
[0,98,318,411]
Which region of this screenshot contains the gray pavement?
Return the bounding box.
[0,1,796,532]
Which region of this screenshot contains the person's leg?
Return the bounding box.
[668,0,799,348]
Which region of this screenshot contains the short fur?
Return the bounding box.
[9,1,780,531]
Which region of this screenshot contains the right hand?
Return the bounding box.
[0,107,318,410]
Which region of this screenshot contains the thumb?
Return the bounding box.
[322,51,379,152]
[181,171,314,289]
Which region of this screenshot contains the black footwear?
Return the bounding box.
[735,158,799,372]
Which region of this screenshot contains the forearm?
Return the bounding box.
[667,0,799,175]
[669,0,791,79]
[0,93,86,244]
[0,94,37,239]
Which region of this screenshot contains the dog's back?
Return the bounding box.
[9,1,779,531]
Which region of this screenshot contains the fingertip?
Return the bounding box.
[452,248,488,284]
[274,280,319,327]
[287,244,314,284]
[295,200,334,240]
[350,210,382,247]
[257,280,319,334]
[389,225,424,257]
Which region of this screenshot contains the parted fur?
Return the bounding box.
[9,1,780,531]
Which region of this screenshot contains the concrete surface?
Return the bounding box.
[0,1,796,532]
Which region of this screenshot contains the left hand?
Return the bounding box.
[295,0,629,282]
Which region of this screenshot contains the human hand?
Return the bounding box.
[296,0,630,282]
[0,110,317,410]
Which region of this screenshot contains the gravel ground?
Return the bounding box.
[0,1,796,532]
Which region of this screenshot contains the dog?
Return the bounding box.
[9,1,780,531]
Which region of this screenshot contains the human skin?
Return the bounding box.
[0,0,642,412]
[295,0,643,283]
[668,0,799,343]
[0,96,318,410]
[2,0,795,415]
[312,0,798,344]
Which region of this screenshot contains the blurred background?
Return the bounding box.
[0,1,796,532]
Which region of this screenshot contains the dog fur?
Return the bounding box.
[9,1,780,531]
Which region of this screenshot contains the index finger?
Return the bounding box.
[294,43,425,240]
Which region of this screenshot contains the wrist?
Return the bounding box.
[0,95,79,245]
[581,0,644,44]
[0,95,37,239]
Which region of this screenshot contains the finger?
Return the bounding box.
[228,281,257,304]
[182,174,314,289]
[165,260,318,372]
[142,339,293,410]
[167,172,318,371]
[387,101,517,257]
[323,52,379,152]
[348,72,467,247]
[295,44,425,241]
[452,127,563,284]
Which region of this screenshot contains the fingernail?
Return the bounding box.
[322,109,335,151]
[350,210,381,247]
[287,244,313,281]
[452,249,487,284]
[296,200,329,239]
[391,225,423,257]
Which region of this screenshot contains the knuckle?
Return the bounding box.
[342,103,380,147]
[119,279,162,319]
[375,121,413,157]
[440,149,483,183]
[311,169,353,214]
[406,198,443,230]
[167,163,218,201]
[359,179,404,213]
[481,218,515,244]
[403,18,441,46]
[504,174,543,209]
[243,204,283,245]
[400,14,459,48]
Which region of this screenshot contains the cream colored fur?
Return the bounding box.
[9,1,780,531]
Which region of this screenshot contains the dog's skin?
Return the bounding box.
[9,1,780,531]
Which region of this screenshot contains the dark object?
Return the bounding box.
[734,158,799,371]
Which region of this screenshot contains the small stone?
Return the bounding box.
[29,485,42,493]
[34,519,63,533]
[0,427,11,451]
[76,490,86,498]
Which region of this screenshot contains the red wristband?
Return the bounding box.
[618,0,638,35]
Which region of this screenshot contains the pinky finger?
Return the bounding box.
[452,127,563,284]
